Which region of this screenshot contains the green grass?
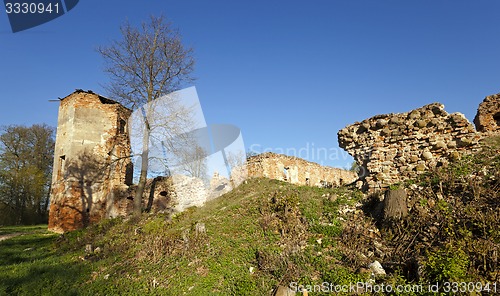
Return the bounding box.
[0,179,366,295]
[0,226,90,296]
[0,224,48,236]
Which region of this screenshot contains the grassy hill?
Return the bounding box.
[1,136,499,295]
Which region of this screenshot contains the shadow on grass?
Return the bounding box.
[0,225,48,236]
[0,233,89,296]
[0,235,55,265]
[1,261,84,295]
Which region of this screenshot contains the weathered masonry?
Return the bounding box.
[48,90,134,233]
[49,90,356,232]
[338,93,500,192]
[474,93,500,134]
[245,152,357,187]
[48,91,222,233]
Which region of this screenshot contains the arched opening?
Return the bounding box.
[118,119,126,134]
[493,112,500,127]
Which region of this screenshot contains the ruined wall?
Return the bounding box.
[474,93,500,134]
[49,90,239,232]
[245,152,357,187]
[107,178,174,218]
[48,90,133,233]
[338,94,500,192]
[109,173,231,216]
[210,172,232,199]
[169,175,208,212]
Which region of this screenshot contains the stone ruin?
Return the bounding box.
[48,90,134,233]
[49,90,355,232]
[338,93,500,192]
[48,91,205,232]
[474,93,500,134]
[245,152,357,187]
[47,90,500,232]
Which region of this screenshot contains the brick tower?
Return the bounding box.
[48,90,132,233]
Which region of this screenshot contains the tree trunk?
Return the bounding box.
[133,125,150,216]
[81,184,89,227]
[43,183,51,215]
[145,176,159,213]
[383,188,408,220]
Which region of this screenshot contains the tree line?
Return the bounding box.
[0,124,54,225]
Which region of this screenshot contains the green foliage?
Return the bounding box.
[389,182,402,190]
[323,266,366,286]
[310,220,342,237]
[230,277,258,295]
[349,161,360,173]
[268,189,299,214]
[378,136,500,289]
[418,172,441,188]
[382,272,420,296]
[404,178,416,186]
[436,199,450,214]
[0,124,55,225]
[425,247,469,282]
[450,154,474,177]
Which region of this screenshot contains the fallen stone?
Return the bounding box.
[422,151,433,160]
[195,222,206,236]
[368,260,386,276]
[274,285,296,296]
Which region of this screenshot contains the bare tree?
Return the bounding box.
[226,150,247,169]
[225,150,248,187]
[98,15,195,216]
[175,144,208,180]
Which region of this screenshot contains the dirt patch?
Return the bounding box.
[0,232,22,242]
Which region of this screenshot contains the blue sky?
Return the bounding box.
[1,0,499,169]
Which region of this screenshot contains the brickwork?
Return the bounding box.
[245,152,357,187]
[48,90,132,233]
[338,93,500,192]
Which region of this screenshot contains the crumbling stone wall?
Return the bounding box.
[169,175,208,211]
[210,172,232,199]
[245,152,357,187]
[107,177,174,218]
[338,94,500,192]
[109,173,231,216]
[474,93,500,134]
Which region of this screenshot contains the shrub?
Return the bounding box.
[425,247,469,282]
